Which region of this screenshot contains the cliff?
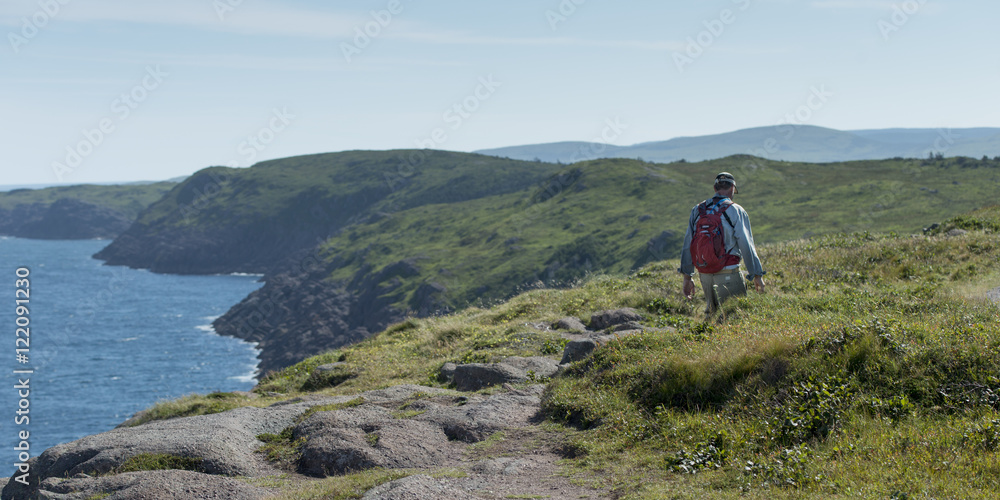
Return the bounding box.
[0,182,175,240]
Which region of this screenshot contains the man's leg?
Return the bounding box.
[711,269,747,307]
[699,272,717,314]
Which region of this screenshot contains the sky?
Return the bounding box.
[1,0,998,185]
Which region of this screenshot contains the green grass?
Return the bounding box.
[118,204,1000,498]
[0,182,176,216]
[122,392,278,426]
[115,453,204,474]
[316,155,1000,318]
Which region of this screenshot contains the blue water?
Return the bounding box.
[0,238,263,464]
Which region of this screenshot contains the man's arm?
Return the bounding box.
[677,205,698,276]
[728,205,766,285]
[678,206,698,298]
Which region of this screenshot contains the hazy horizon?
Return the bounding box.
[3,0,998,185]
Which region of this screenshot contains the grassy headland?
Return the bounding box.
[141,205,1000,498]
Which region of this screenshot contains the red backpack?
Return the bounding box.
[690,199,740,274]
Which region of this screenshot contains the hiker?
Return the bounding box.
[678,172,766,313]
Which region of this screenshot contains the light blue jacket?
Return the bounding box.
[678,195,766,278]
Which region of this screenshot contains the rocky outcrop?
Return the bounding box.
[34,470,273,500]
[0,199,132,240]
[362,474,477,500]
[211,257,423,376]
[2,384,551,500]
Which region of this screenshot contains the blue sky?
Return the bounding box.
[2,0,997,184]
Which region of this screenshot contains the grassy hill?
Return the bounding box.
[95,150,1000,375]
[0,182,176,217]
[95,150,560,274]
[139,205,1000,498]
[477,125,1000,164]
[317,154,1000,313]
[0,182,177,239]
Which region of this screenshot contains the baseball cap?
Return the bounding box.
[715,172,738,193]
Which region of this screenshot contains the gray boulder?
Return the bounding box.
[453,363,527,391]
[552,317,588,332]
[33,470,271,500]
[452,357,560,391]
[362,474,476,500]
[560,330,647,364]
[297,419,458,477]
[439,362,458,383]
[413,387,543,443]
[589,308,644,330]
[1,402,322,500]
[500,356,560,379]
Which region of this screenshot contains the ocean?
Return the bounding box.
[0,237,263,466]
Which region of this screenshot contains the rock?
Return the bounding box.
[439,362,457,383]
[552,317,588,332]
[297,419,458,477]
[32,470,271,500]
[295,387,542,477]
[947,228,968,237]
[413,387,543,443]
[314,362,347,373]
[500,356,560,379]
[560,338,599,364]
[1,402,322,500]
[560,330,648,364]
[453,363,527,391]
[473,457,528,476]
[589,308,644,330]
[610,321,645,332]
[362,474,477,500]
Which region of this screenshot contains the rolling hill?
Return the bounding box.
[84,150,999,376]
[0,182,177,239]
[476,125,1000,164]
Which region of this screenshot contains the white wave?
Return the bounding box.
[118,337,139,342]
[195,324,215,333]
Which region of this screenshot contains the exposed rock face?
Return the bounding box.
[35,470,273,500]
[589,308,644,330]
[2,384,599,500]
[0,199,132,240]
[449,357,560,391]
[211,257,422,376]
[362,474,477,500]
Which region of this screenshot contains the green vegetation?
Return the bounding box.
[0,182,175,216]
[122,392,277,427]
[115,453,204,474]
[317,154,1000,316]
[253,205,1000,498]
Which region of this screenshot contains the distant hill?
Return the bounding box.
[93,149,1000,376]
[476,125,1000,164]
[0,182,177,239]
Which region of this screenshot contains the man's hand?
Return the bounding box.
[753,275,765,293]
[683,275,695,299]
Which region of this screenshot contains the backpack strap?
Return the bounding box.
[719,201,735,229]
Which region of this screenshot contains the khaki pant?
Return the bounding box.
[699,268,746,314]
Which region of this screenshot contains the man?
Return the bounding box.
[678,172,766,313]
